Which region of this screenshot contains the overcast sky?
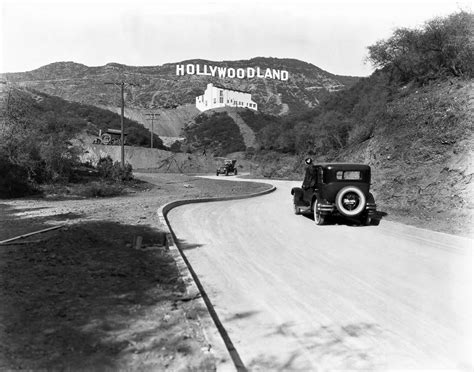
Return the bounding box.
[0,0,470,76]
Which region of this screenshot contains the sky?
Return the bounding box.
[0,0,470,76]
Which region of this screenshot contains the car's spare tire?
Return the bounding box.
[335,186,366,217]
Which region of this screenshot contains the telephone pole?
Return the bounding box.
[104,81,139,168]
[145,112,160,149]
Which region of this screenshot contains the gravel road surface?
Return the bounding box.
[167,177,472,371]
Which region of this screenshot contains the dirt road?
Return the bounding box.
[0,174,270,370]
[167,178,472,370]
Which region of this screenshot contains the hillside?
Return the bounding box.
[235,77,472,236]
[1,58,359,135]
[0,85,167,195]
[182,111,247,157]
[335,79,473,234]
[181,107,278,155]
[100,104,199,138]
[0,86,165,149]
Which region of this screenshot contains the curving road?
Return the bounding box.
[167,177,472,371]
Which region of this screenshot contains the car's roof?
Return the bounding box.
[106,128,128,135]
[314,163,371,171]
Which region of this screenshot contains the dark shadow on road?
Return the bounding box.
[225,310,259,322]
[302,323,382,369]
[249,322,382,370]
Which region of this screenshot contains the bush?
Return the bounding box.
[112,162,133,182]
[169,141,182,153]
[0,156,35,198]
[38,137,79,182]
[97,156,114,178]
[367,11,474,82]
[97,156,133,182]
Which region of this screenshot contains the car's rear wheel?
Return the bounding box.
[335,186,366,217]
[234,168,238,175]
[313,200,325,225]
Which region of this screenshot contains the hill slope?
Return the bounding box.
[1,58,359,135]
[0,86,165,150]
[244,76,473,236]
[334,78,473,235]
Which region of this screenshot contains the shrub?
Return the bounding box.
[97,156,114,178]
[111,162,133,182]
[169,141,182,153]
[0,156,35,198]
[367,11,474,82]
[97,156,133,182]
[38,137,79,182]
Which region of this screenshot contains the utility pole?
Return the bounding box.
[104,81,139,168]
[145,112,160,149]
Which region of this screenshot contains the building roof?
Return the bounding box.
[211,83,250,94]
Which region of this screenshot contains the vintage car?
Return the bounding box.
[216,159,238,176]
[92,129,127,146]
[291,162,379,225]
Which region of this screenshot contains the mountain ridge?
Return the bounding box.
[1,58,360,133]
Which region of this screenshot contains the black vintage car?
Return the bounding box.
[216,159,238,176]
[291,162,379,225]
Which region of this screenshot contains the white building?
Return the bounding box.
[195,83,258,112]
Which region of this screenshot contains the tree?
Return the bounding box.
[367,11,474,82]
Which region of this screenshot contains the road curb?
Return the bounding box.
[157,184,276,372]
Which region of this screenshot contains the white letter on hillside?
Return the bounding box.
[186,64,195,74]
[247,68,255,78]
[264,68,272,78]
[210,66,218,76]
[272,69,280,80]
[281,70,289,81]
[237,68,245,78]
[217,67,227,78]
[176,64,185,75]
[256,67,264,78]
[227,68,236,78]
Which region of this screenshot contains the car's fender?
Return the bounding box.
[291,187,304,198]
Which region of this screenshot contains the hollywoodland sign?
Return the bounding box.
[176,63,289,81]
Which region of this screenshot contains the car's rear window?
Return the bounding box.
[336,171,362,180]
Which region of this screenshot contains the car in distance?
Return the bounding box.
[291,162,379,225]
[216,159,238,176]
